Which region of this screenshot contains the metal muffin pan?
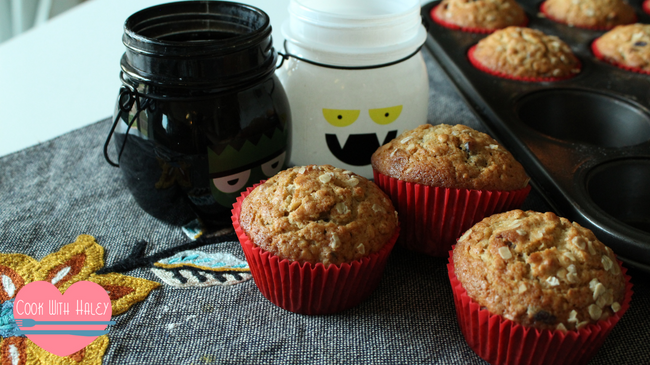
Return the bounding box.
[422,0,650,271]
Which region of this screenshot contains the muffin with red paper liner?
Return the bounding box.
[371,124,530,257]
[592,23,650,74]
[231,164,400,315]
[431,0,527,34]
[468,26,581,82]
[540,0,636,30]
[450,210,633,365]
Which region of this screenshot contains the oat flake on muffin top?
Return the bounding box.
[453,210,626,331]
[471,26,581,79]
[434,0,526,31]
[371,124,529,191]
[239,165,398,266]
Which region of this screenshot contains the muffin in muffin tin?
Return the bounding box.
[541,0,636,30]
[592,23,650,73]
[432,0,527,32]
[469,26,581,80]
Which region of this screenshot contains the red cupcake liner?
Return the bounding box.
[468,45,581,82]
[539,1,637,31]
[430,4,529,34]
[373,170,530,257]
[447,248,633,365]
[644,0,650,15]
[231,183,400,315]
[591,37,650,75]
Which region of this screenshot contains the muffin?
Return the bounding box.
[541,0,636,29]
[372,124,529,191]
[431,0,527,33]
[593,23,650,73]
[469,26,581,81]
[232,164,400,314]
[371,124,530,256]
[450,210,632,365]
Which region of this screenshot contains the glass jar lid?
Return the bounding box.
[121,1,277,95]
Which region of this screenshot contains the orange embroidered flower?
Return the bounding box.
[0,235,160,364]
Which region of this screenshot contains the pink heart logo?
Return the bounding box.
[13,281,112,357]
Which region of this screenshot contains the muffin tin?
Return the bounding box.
[422,0,650,271]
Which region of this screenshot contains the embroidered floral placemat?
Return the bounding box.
[0,235,159,364]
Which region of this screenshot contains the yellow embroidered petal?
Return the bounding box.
[25,336,109,365]
[87,273,160,316]
[33,235,105,293]
[0,254,38,301]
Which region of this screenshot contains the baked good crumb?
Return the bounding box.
[240,165,398,266]
[453,210,626,330]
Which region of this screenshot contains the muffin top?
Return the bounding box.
[434,0,526,30]
[453,210,626,331]
[371,124,529,191]
[543,0,636,29]
[595,23,650,71]
[471,26,581,79]
[239,165,398,266]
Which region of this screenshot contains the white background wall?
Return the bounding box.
[0,0,85,43]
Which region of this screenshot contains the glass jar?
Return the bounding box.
[106,1,290,228]
[276,0,428,178]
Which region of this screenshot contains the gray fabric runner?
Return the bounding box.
[0,48,648,364]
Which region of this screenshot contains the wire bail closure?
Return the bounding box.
[103,86,152,167]
[277,40,422,71]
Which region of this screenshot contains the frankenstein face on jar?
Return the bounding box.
[323,105,403,166]
[208,126,288,207]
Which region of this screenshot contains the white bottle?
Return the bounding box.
[277,0,429,178]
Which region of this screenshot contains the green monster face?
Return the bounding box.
[208,126,288,207]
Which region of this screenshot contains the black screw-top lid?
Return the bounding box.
[120,1,276,95]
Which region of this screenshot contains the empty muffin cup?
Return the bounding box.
[516,89,650,148]
[587,159,650,234]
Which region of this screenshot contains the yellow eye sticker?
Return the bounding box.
[369,105,403,125]
[323,109,360,127]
